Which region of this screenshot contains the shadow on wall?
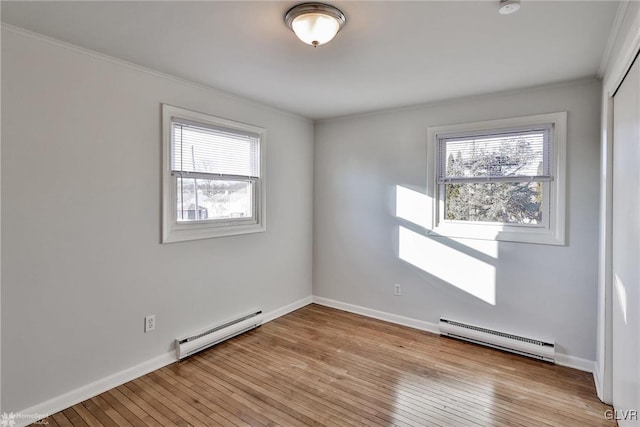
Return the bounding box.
[394,184,497,306]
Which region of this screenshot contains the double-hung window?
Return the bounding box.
[427,112,566,245]
[162,105,266,243]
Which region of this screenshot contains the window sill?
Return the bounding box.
[429,222,565,246]
[162,222,265,244]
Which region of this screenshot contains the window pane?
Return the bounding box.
[177,178,253,222]
[445,182,543,224]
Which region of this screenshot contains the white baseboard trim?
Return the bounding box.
[12,295,314,427]
[312,296,440,334]
[14,351,176,427]
[14,295,595,425]
[312,296,596,373]
[263,295,313,323]
[593,362,604,400]
[554,353,595,373]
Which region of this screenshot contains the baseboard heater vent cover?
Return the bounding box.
[177,310,263,360]
[439,318,555,363]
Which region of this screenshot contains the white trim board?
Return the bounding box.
[555,353,596,374]
[263,295,313,324]
[598,1,630,77]
[13,294,595,425]
[312,296,439,334]
[312,296,596,373]
[12,352,175,427]
[596,0,640,405]
[12,295,313,427]
[594,362,604,400]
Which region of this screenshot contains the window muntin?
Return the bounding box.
[162,105,266,243]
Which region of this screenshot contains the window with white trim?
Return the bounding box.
[162,105,266,243]
[427,113,566,245]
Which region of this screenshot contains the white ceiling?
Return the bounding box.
[1,1,619,120]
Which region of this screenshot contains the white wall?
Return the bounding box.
[1,27,314,412]
[314,78,602,363]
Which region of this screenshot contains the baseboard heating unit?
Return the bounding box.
[439,318,555,362]
[176,310,263,360]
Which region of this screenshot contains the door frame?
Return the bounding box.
[598,1,640,404]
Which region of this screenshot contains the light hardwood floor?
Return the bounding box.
[36,304,614,426]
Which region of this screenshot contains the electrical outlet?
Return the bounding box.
[145,315,155,333]
[394,284,402,296]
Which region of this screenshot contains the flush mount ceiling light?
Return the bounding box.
[285,3,346,47]
[499,0,521,15]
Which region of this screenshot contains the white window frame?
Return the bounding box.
[162,104,266,243]
[426,112,566,245]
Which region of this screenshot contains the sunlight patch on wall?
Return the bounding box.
[398,226,496,305]
[395,185,431,229]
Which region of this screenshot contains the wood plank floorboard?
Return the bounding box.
[33,304,614,426]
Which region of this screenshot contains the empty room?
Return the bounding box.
[1,0,639,426]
